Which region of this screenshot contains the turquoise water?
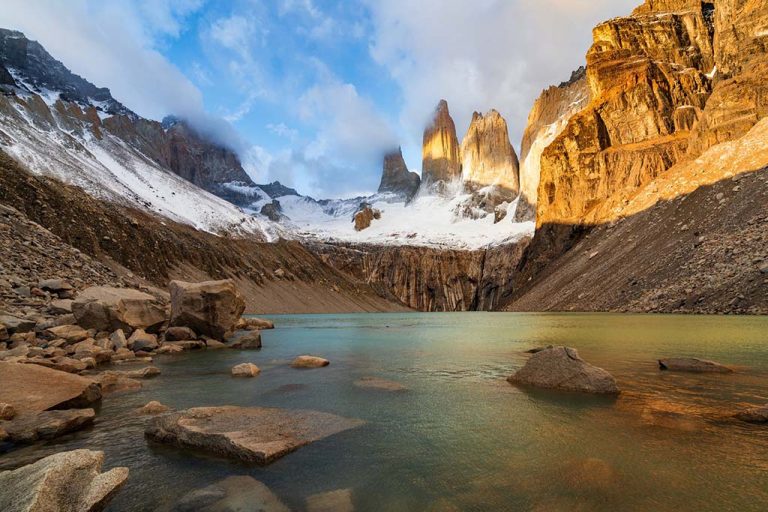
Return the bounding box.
[3,313,768,511]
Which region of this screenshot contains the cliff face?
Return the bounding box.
[516,68,590,222]
[536,0,716,228]
[311,241,531,312]
[378,147,421,199]
[422,100,462,188]
[460,110,520,196]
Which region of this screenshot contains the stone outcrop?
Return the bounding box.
[460,110,520,196]
[0,449,128,512]
[658,357,733,373]
[378,147,420,199]
[508,346,620,394]
[516,67,590,222]
[169,279,245,340]
[72,286,166,333]
[2,408,95,443]
[353,204,381,232]
[229,331,262,350]
[536,1,716,229]
[0,362,101,413]
[145,406,364,464]
[422,100,462,189]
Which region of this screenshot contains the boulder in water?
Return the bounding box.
[735,404,768,424]
[169,280,245,341]
[508,346,619,394]
[0,361,101,413]
[145,406,364,464]
[172,476,289,512]
[291,355,330,368]
[2,408,95,443]
[0,449,128,512]
[658,358,733,373]
[231,363,261,378]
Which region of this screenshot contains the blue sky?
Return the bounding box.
[1,0,639,198]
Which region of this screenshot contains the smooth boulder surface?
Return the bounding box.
[508,346,620,394]
[2,408,95,443]
[292,355,330,368]
[229,331,262,350]
[146,406,364,464]
[231,363,261,378]
[72,286,166,332]
[165,326,197,342]
[0,449,128,512]
[169,280,245,341]
[658,358,734,373]
[735,404,768,424]
[172,476,289,512]
[43,324,89,344]
[0,362,101,413]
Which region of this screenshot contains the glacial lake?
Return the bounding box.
[3,313,768,511]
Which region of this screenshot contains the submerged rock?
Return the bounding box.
[307,489,354,512]
[145,406,364,464]
[735,404,768,424]
[231,363,261,378]
[0,449,128,512]
[2,408,95,443]
[0,362,101,413]
[172,476,289,512]
[138,401,171,416]
[508,346,620,394]
[658,358,734,373]
[292,355,330,369]
[354,377,407,392]
[169,280,245,341]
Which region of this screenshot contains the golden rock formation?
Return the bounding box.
[516,68,590,222]
[422,100,462,187]
[536,0,716,227]
[460,110,520,196]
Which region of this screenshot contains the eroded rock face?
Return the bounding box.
[516,67,590,222]
[145,406,364,464]
[378,147,420,199]
[508,346,620,394]
[0,449,128,512]
[169,280,245,341]
[422,100,462,189]
[536,1,716,228]
[72,286,166,333]
[461,110,520,196]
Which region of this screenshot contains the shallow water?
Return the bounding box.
[3,313,768,511]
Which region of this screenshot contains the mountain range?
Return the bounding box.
[0,0,766,315]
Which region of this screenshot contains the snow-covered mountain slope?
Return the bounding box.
[0,93,281,240]
[265,187,534,250]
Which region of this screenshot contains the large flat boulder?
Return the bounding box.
[146,406,364,464]
[508,346,620,395]
[0,362,101,414]
[72,286,166,333]
[169,280,245,341]
[0,449,128,512]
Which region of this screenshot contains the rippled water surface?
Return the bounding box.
[3,313,768,511]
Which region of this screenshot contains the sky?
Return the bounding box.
[0,0,639,198]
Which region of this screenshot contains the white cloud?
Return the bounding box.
[365,0,639,159]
